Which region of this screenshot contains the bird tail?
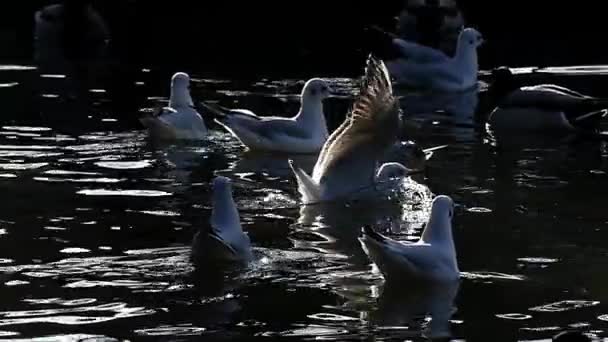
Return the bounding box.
[360,225,387,243]
[288,159,321,204]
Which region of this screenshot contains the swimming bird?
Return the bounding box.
[140,72,208,141]
[289,56,404,204]
[359,195,459,283]
[191,176,253,267]
[386,28,484,92]
[487,67,608,135]
[203,79,331,154]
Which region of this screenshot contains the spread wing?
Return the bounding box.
[312,56,401,182]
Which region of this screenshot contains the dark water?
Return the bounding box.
[0,57,607,342]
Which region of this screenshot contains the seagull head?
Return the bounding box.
[213,175,232,193]
[428,195,455,229]
[170,72,194,107]
[302,78,332,101]
[376,162,412,183]
[459,28,484,49]
[432,195,454,218]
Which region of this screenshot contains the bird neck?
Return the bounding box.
[170,89,194,109]
[453,43,479,82]
[211,188,241,231]
[297,97,327,130]
[421,214,454,248]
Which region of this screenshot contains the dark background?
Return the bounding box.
[1,1,606,76]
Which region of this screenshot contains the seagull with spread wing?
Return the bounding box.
[289,56,405,204]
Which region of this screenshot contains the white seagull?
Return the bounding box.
[387,28,484,92]
[359,195,459,283]
[289,56,405,204]
[203,78,331,154]
[140,72,208,141]
[191,176,253,267]
[487,67,608,134]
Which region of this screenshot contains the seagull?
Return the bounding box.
[289,56,405,204]
[191,176,253,267]
[202,78,331,154]
[487,67,608,135]
[140,72,208,141]
[359,195,459,283]
[386,28,484,92]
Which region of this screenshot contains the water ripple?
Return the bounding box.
[95,160,153,170]
[0,302,155,326]
[5,335,118,342]
[34,177,124,184]
[517,257,559,264]
[126,210,181,217]
[0,163,48,170]
[307,313,359,322]
[278,325,349,338]
[1,126,51,132]
[77,189,172,197]
[0,151,62,158]
[496,313,532,320]
[461,272,525,281]
[59,248,91,255]
[43,170,101,176]
[530,300,600,313]
[134,325,207,336]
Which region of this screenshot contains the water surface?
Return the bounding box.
[0,63,607,341]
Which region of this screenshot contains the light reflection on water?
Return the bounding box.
[0,64,606,342]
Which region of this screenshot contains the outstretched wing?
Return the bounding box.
[313,56,401,182]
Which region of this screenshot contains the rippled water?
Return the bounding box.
[0,61,607,342]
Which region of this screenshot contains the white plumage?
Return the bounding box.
[191,176,253,266]
[289,56,406,204]
[140,72,208,141]
[387,28,483,92]
[359,195,459,283]
[207,78,331,154]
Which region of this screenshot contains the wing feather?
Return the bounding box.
[312,56,401,182]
